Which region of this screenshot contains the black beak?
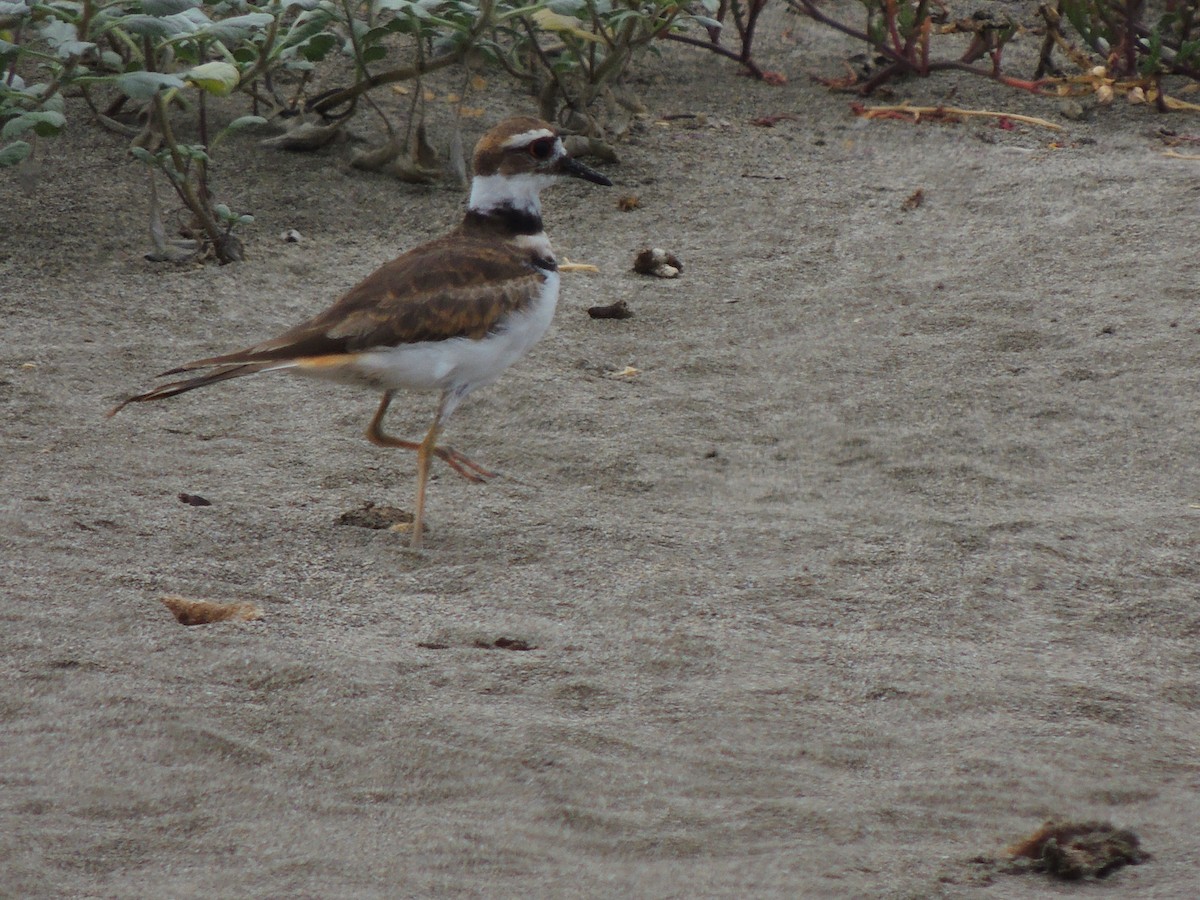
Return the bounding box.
[560,155,613,186]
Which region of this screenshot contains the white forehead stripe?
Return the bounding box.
[501,128,556,149]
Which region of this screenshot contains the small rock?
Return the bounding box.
[633,248,682,279]
[1058,99,1088,121]
[588,300,634,320]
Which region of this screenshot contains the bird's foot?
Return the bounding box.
[436,446,499,483]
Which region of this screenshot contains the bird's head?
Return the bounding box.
[469,117,612,213]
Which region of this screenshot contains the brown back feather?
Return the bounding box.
[170,235,545,371]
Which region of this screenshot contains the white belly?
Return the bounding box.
[311,270,560,398]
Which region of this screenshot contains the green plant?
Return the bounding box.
[788,0,1045,93]
[296,0,503,119]
[1032,2,1200,111]
[2,0,294,260]
[666,0,768,80]
[1057,0,1200,78]
[1,0,87,166]
[483,0,725,134]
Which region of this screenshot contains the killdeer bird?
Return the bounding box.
[110,116,612,548]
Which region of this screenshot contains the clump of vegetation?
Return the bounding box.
[788,0,1031,93]
[6,0,1200,262]
[2,0,734,260]
[788,0,1200,100]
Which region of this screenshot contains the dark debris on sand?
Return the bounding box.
[1007,820,1150,880]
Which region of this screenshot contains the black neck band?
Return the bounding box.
[463,205,544,236]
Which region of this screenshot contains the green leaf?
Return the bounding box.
[0,140,31,166]
[361,43,386,63]
[376,0,431,14]
[281,10,336,50]
[1,110,66,140]
[115,70,186,99]
[38,18,77,47]
[363,25,390,44]
[129,146,156,163]
[547,0,587,14]
[184,60,239,95]
[55,39,97,58]
[382,14,418,34]
[32,111,66,135]
[141,0,201,14]
[298,31,336,61]
[532,8,602,42]
[226,114,268,130]
[197,12,274,44]
[0,2,33,18]
[116,12,203,39]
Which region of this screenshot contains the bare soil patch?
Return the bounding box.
[4,4,1199,895]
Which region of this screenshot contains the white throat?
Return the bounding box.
[468,172,555,214]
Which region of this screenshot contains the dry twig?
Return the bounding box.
[852,103,1064,131]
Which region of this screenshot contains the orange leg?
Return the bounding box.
[365,392,497,483]
[411,419,441,549]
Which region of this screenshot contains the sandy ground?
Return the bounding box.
[4,3,1200,896]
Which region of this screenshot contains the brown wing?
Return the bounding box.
[165,235,545,373]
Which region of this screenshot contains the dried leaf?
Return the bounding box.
[160,595,262,626]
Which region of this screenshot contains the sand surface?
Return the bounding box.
[4,4,1200,896]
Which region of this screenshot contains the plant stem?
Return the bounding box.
[661,32,764,78]
[310,1,496,117]
[151,91,225,256]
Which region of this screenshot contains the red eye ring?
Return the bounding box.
[529,137,556,160]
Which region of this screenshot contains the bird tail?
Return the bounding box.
[107,361,276,417]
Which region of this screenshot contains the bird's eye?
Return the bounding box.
[529,137,556,160]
